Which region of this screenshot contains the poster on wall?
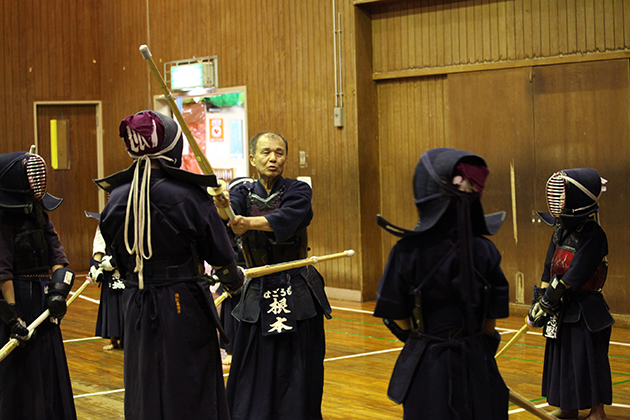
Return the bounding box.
[210,118,223,142]
[158,87,249,182]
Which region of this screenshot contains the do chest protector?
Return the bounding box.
[13,209,50,275]
[240,228,308,267]
[551,224,607,291]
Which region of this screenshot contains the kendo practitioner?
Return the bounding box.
[373,148,510,420]
[528,168,612,420]
[0,149,77,419]
[213,131,332,420]
[86,212,124,350]
[96,110,243,420]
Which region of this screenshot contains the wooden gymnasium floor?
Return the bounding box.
[52,281,630,419]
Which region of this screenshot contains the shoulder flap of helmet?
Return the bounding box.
[159,162,219,188]
[482,211,507,236]
[42,193,63,211]
[93,164,136,193]
[376,214,421,238]
[536,211,557,227]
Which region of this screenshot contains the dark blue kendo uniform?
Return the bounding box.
[374,148,509,420]
[100,168,235,420]
[0,205,77,420]
[374,208,509,420]
[225,176,332,420]
[540,220,613,410]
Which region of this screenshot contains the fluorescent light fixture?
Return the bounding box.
[171,63,204,90]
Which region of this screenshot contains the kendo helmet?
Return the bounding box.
[546,168,606,219]
[119,110,184,168]
[0,149,62,213]
[412,148,503,235]
[377,148,505,237]
[95,110,219,193]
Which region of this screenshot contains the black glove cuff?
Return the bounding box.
[383,318,411,342]
[214,260,244,295]
[48,268,75,297]
[546,275,566,302]
[0,299,21,324]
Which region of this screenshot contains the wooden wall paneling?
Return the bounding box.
[556,0,567,54]
[22,2,34,120]
[36,104,100,272]
[595,0,606,51]
[368,0,630,80]
[2,2,16,152]
[399,1,409,70]
[613,0,625,49]
[1,1,101,151]
[99,0,149,177]
[334,0,363,294]
[532,59,630,315]
[439,0,450,66]
[412,3,423,69]
[482,0,492,59]
[500,0,513,59]
[448,68,537,305]
[531,0,542,57]
[459,1,470,63]
[422,1,433,67]
[393,2,403,71]
[376,76,447,268]
[385,2,396,72]
[522,0,533,58]
[341,0,361,291]
[541,0,551,57]
[475,0,484,62]
[447,0,459,64]
[355,5,380,299]
[488,0,499,61]
[576,0,587,52]
[37,2,51,101]
[585,1,597,51]
[566,0,577,52]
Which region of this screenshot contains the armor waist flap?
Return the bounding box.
[550,248,607,291]
[13,217,49,274]
[241,228,308,267]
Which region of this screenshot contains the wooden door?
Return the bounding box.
[36,104,99,272]
[448,67,538,304]
[533,59,630,314]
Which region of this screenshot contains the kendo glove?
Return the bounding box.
[527,286,547,328]
[0,299,30,339]
[538,275,567,315]
[383,318,410,342]
[214,260,244,296]
[88,257,104,284]
[89,255,116,284]
[46,268,75,320]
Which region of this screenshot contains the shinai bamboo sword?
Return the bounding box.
[0,278,92,362]
[214,250,355,306]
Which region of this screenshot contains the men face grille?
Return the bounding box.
[546,172,566,218]
[26,154,47,200]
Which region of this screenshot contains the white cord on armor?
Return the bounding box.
[560,174,605,213]
[124,156,154,289]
